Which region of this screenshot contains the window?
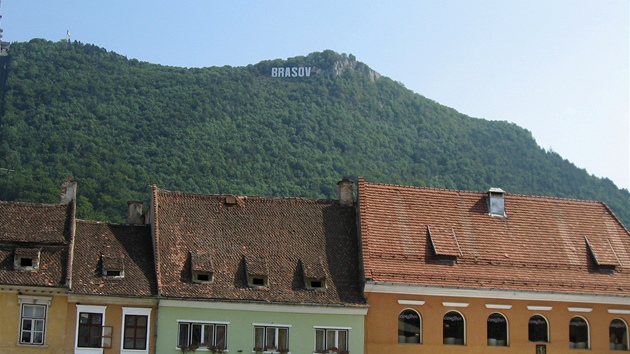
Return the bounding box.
[122,308,151,353]
[306,278,326,290]
[568,317,589,349]
[315,327,349,352]
[398,309,421,344]
[248,275,269,287]
[75,305,106,353]
[610,319,628,351]
[254,324,289,351]
[443,311,465,345]
[178,321,227,350]
[14,248,40,270]
[193,271,213,283]
[528,315,548,342]
[487,313,507,346]
[18,295,52,346]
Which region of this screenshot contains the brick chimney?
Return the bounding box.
[60,179,77,204]
[127,201,144,225]
[337,177,354,207]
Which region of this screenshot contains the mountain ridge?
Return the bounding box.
[0,39,628,228]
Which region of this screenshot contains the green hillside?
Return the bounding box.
[1,39,628,227]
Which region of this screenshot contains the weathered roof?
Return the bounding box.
[70,220,157,297]
[152,186,366,306]
[0,201,72,244]
[357,178,630,296]
[0,201,74,287]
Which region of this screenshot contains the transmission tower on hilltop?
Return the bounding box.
[0,0,9,56]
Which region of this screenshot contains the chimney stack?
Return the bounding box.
[337,177,354,207]
[60,179,77,204]
[127,201,144,225]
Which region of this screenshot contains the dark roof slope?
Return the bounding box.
[0,201,72,244]
[70,220,156,297]
[357,178,630,296]
[153,187,366,306]
[0,201,74,287]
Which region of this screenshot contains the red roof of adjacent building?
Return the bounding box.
[357,178,630,296]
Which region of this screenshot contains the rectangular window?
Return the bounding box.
[178,321,227,349]
[124,315,148,349]
[315,328,348,352]
[78,312,103,348]
[20,304,46,345]
[254,325,289,351]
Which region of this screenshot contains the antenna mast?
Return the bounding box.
[0,0,8,56]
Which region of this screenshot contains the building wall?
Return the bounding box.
[156,301,366,354]
[365,291,630,354]
[64,296,157,354]
[0,291,69,354]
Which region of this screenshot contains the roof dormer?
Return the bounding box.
[245,255,269,288]
[14,248,40,271]
[488,188,506,217]
[101,254,124,278]
[191,251,214,283]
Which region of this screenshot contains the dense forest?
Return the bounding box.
[0,39,628,227]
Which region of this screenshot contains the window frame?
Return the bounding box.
[17,295,51,346]
[75,304,106,354]
[487,312,508,346]
[568,316,589,350]
[528,314,549,343]
[253,323,290,352]
[177,320,228,350]
[398,309,421,344]
[443,311,465,345]
[121,307,151,354]
[610,318,628,351]
[314,326,350,352]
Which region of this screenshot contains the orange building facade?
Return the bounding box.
[356,178,630,353]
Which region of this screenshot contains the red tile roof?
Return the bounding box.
[152,186,366,306]
[70,220,157,297]
[357,178,630,296]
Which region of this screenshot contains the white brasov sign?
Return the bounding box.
[271,67,312,77]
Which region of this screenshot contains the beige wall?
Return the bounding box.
[365,292,630,354]
[0,291,69,354]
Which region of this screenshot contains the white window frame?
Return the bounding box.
[75,304,107,354]
[121,307,151,354]
[253,323,291,352]
[18,295,51,346]
[177,319,229,350]
[314,326,350,352]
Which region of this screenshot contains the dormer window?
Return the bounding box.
[306,278,326,290]
[248,275,268,287]
[102,255,124,278]
[488,188,506,217]
[302,258,328,291]
[14,248,40,271]
[191,251,215,284]
[245,255,269,288]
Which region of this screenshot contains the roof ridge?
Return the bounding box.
[364,180,603,204]
[155,186,336,203]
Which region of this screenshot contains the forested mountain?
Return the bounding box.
[1,39,628,227]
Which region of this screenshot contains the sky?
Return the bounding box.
[3,1,629,190]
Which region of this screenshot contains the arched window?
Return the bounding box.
[487,313,507,346]
[569,317,589,349]
[610,319,628,351]
[443,311,465,345]
[398,309,421,344]
[528,315,548,342]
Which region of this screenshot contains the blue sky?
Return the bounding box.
[3,0,628,190]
